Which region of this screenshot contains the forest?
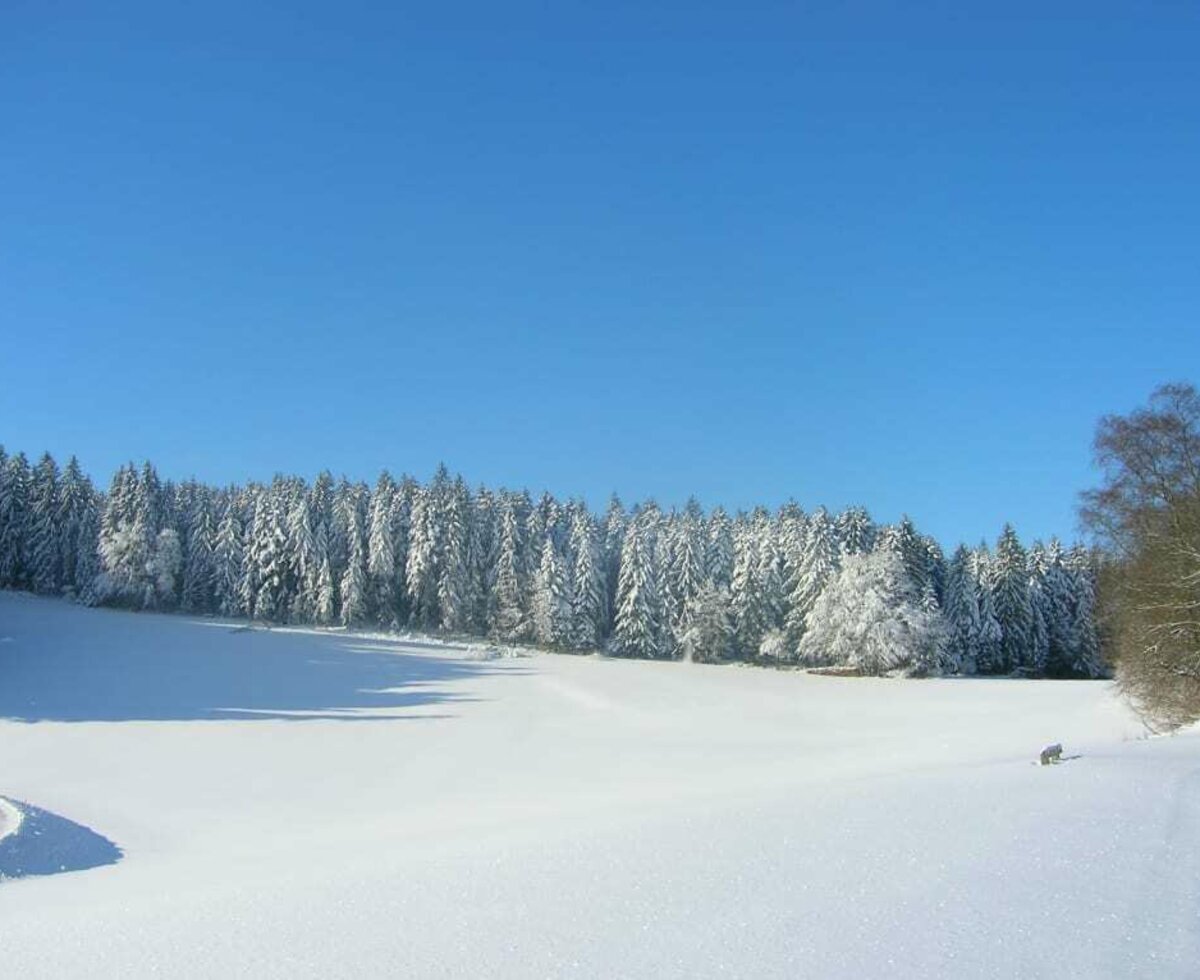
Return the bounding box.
[0,446,1103,678]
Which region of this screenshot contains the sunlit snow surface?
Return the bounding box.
[0,591,1196,978]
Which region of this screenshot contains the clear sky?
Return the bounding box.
[3,2,1197,547]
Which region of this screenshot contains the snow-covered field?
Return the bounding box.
[1,591,1196,978]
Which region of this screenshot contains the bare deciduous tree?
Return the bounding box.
[1081,383,1200,730]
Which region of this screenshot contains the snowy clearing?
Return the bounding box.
[0,591,1197,978]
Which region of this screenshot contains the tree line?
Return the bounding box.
[0,445,1103,677]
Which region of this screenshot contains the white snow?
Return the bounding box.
[0,795,22,843]
[1,590,1197,978]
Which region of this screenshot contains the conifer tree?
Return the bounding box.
[991,524,1034,673]
[784,507,839,652]
[612,518,664,659]
[0,451,32,588]
[28,452,62,594]
[568,510,605,649]
[532,537,571,648]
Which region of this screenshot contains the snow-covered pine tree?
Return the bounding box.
[74,498,102,604]
[0,451,32,588]
[489,496,528,642]
[729,516,764,659]
[602,495,627,624]
[285,491,318,622]
[971,545,1004,673]
[706,506,734,590]
[664,498,707,653]
[532,537,571,648]
[612,517,664,659]
[568,509,605,650]
[247,489,289,621]
[367,473,397,626]
[798,550,948,676]
[469,487,498,634]
[991,524,1034,673]
[181,494,217,613]
[28,452,62,594]
[57,456,96,597]
[405,484,440,629]
[214,497,246,617]
[1037,539,1080,677]
[784,506,839,653]
[835,505,876,557]
[1065,544,1104,678]
[942,544,981,673]
[437,477,472,633]
[339,489,368,627]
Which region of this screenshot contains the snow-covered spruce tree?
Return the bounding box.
[405,483,441,630]
[438,477,473,633]
[389,477,416,624]
[489,497,529,642]
[97,464,154,607]
[0,451,32,588]
[57,455,96,596]
[784,506,839,654]
[706,506,734,590]
[181,495,217,613]
[991,524,1034,673]
[73,499,103,604]
[602,495,627,622]
[971,546,1004,673]
[367,473,397,626]
[339,487,369,627]
[679,582,733,663]
[836,505,876,557]
[149,527,183,608]
[729,517,764,659]
[942,545,981,673]
[532,537,571,648]
[798,550,949,676]
[214,498,246,617]
[247,489,290,621]
[285,491,318,622]
[1036,539,1081,677]
[1065,545,1104,678]
[468,487,498,634]
[664,498,707,654]
[568,509,605,650]
[612,517,665,659]
[28,452,62,595]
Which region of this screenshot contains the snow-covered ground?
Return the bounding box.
[0,591,1196,978]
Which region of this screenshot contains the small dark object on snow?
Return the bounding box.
[1040,743,1063,766]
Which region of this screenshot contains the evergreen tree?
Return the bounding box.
[532,537,571,648]
[612,518,664,658]
[367,473,397,625]
[490,498,528,642]
[568,510,605,650]
[0,451,32,588]
[784,507,839,652]
[942,545,981,673]
[437,478,472,633]
[991,524,1034,673]
[28,452,62,594]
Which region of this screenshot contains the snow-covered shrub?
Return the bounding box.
[798,551,948,676]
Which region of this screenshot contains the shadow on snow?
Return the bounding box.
[0,594,527,723]
[0,798,123,881]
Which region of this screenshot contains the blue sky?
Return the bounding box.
[3,2,1198,547]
